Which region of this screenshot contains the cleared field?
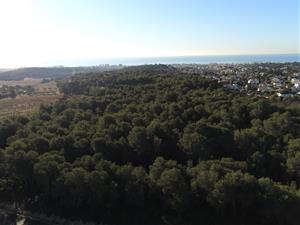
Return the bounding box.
[0,79,59,94]
[34,81,60,95]
[0,79,61,118]
[0,78,42,87]
[0,95,61,118]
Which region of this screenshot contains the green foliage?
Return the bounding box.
[0,65,299,225]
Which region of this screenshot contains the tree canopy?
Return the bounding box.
[0,65,299,225]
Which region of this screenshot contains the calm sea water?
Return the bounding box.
[62,54,300,66]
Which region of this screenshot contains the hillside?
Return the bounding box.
[0,65,299,225]
[0,66,123,80]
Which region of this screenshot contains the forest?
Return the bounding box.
[0,65,299,225]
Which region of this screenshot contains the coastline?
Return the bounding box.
[48,54,300,67]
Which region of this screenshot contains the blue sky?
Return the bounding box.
[0,0,299,67]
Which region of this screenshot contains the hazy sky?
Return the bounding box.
[0,0,299,67]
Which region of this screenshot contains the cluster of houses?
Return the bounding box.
[245,75,300,98]
[174,62,300,98]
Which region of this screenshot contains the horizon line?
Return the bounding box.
[1,53,299,69]
[78,52,300,60]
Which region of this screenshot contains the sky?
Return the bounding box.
[0,0,299,67]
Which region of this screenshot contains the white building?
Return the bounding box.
[277,92,293,98]
[291,78,300,85]
[257,84,273,93]
[248,79,259,85]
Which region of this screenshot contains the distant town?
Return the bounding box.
[1,63,300,100]
[175,62,300,98]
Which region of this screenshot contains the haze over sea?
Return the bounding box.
[54,54,300,67]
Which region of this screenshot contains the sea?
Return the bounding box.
[61,54,300,66]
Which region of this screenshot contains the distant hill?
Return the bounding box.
[0,66,123,80]
[0,69,12,73]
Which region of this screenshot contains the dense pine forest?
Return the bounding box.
[0,65,299,225]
